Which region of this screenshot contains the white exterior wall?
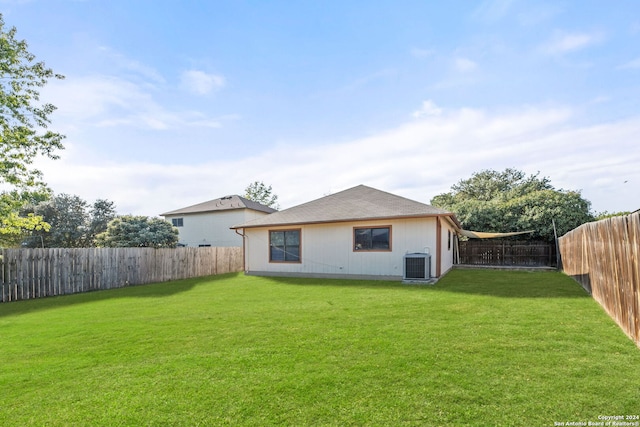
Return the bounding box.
[439,218,456,275]
[243,218,443,279]
[166,209,270,247]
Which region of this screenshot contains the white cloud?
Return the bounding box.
[40,104,640,216]
[412,100,443,118]
[472,0,514,22]
[42,75,226,131]
[333,69,397,95]
[454,57,478,72]
[180,70,225,95]
[43,76,154,122]
[540,31,604,55]
[97,46,166,85]
[587,95,610,105]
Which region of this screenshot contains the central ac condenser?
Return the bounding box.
[403,253,431,280]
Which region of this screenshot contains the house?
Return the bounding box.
[161,195,276,247]
[231,185,461,281]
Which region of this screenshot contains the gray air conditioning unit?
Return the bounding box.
[403,252,431,280]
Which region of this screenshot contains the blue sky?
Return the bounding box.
[2,0,639,216]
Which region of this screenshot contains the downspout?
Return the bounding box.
[234,228,247,273]
[436,217,442,278]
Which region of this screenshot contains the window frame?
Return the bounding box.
[269,228,302,263]
[171,218,184,227]
[353,225,392,252]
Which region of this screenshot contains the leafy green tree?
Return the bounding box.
[27,194,87,247]
[96,216,179,248]
[595,211,632,221]
[433,168,553,203]
[431,168,595,242]
[87,199,117,244]
[21,194,117,247]
[0,14,65,243]
[0,190,50,247]
[244,181,279,209]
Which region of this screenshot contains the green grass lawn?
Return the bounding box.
[1,269,639,426]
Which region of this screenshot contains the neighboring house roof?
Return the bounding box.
[232,185,460,229]
[161,195,277,216]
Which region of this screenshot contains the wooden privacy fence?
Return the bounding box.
[559,212,640,348]
[458,240,556,267]
[1,247,243,303]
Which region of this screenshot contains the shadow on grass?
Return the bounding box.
[259,275,413,291]
[257,270,591,299]
[435,269,591,299]
[0,272,242,318]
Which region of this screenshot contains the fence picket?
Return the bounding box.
[458,240,556,266]
[0,247,242,303]
[559,212,640,348]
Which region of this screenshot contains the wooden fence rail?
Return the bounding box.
[0,247,243,303]
[558,212,640,348]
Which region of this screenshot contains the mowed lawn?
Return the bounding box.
[1,270,639,426]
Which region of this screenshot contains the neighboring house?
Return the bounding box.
[161,195,276,247]
[231,185,461,281]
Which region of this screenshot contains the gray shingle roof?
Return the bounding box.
[232,185,457,229]
[161,195,277,216]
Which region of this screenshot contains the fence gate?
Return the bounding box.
[458,240,556,267]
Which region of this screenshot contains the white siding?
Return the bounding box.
[243,218,442,279]
[167,209,270,247]
[439,218,456,275]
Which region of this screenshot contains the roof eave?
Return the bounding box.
[161,206,248,216]
[231,212,459,230]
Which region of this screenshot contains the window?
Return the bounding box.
[269,229,301,262]
[172,218,184,227]
[198,244,211,247]
[354,226,391,251]
[448,230,451,250]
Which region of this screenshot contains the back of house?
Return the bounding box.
[232,185,460,281]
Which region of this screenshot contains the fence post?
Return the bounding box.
[559,212,640,348]
[0,247,243,303]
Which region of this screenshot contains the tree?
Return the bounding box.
[25,194,87,247]
[595,211,632,221]
[0,14,65,243]
[434,168,554,203]
[21,194,117,247]
[96,216,179,248]
[87,199,117,244]
[431,168,595,242]
[0,190,50,247]
[244,181,279,209]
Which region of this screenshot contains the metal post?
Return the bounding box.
[552,219,561,269]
